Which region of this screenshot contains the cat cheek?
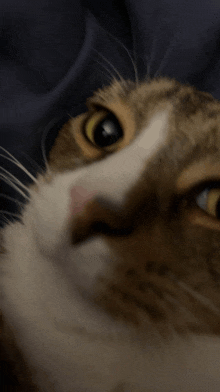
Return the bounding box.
[69,186,97,217]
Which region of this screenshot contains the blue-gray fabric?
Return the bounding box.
[0,0,220,224]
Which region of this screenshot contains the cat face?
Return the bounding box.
[11,77,220,338]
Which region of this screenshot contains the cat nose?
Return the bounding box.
[69,185,97,217]
[69,185,134,244]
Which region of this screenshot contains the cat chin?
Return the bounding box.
[1,193,124,335]
[0,217,127,342]
[22,185,114,303]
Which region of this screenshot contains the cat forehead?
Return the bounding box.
[89,77,220,164]
[89,77,220,139]
[49,77,220,180]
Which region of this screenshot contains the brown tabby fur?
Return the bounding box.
[2,77,220,389]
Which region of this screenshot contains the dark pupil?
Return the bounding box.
[94,113,123,147]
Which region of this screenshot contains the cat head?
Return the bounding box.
[26,77,220,337]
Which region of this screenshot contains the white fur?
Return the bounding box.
[1,110,220,391]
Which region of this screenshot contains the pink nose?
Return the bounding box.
[69,185,105,244]
[69,186,97,217]
[69,185,134,244]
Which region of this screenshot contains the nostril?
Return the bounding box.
[69,186,134,245]
[72,220,134,245]
[92,221,133,237]
[71,213,134,245]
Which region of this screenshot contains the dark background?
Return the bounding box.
[1,0,220,226]
[1,0,220,387]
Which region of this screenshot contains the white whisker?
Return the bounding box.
[93,48,124,82]
[0,174,29,200]
[177,280,220,316]
[1,216,11,225]
[93,59,114,84]
[0,148,38,184]
[130,26,139,86]
[40,118,58,176]
[98,26,139,84]
[145,35,158,81]
[20,151,42,173]
[154,34,178,78]
[107,34,138,84]
[165,293,199,319]
[0,194,24,207]
[0,167,31,194]
[0,210,21,219]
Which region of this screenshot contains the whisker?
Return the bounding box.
[0,167,32,194]
[130,25,139,86]
[107,34,138,84]
[93,48,124,82]
[1,215,11,225]
[20,151,42,173]
[145,35,158,81]
[0,174,30,200]
[34,116,61,177]
[0,210,21,219]
[0,148,38,185]
[164,293,199,319]
[40,118,59,176]
[154,34,178,78]
[0,194,24,207]
[93,59,115,84]
[177,280,220,316]
[98,26,139,84]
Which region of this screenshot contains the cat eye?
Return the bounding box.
[84,110,123,148]
[196,185,220,219]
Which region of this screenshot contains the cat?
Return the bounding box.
[1,76,220,391]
